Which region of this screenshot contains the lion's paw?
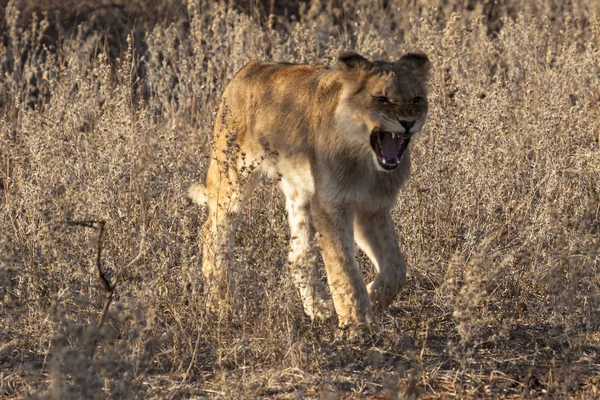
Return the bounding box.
[336,321,382,345]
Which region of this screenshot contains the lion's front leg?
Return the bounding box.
[311,199,379,335]
[354,208,407,313]
[281,179,333,321]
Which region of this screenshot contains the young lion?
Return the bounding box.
[189,51,431,337]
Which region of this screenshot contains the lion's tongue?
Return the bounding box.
[380,132,401,159]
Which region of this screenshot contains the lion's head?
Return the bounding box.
[334,51,431,172]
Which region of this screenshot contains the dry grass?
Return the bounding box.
[1,0,600,398]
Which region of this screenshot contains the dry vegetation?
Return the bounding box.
[1,0,600,398]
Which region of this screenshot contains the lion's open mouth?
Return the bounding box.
[370,129,410,170]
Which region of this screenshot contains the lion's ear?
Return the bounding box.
[396,53,431,79]
[335,51,371,72]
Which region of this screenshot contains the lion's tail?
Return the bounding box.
[187,182,207,206]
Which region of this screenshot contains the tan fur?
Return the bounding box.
[191,51,431,337]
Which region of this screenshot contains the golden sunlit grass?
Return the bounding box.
[1,0,599,398]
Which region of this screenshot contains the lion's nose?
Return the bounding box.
[399,120,415,132]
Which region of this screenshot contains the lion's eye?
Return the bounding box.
[374,96,389,103]
[412,96,424,104]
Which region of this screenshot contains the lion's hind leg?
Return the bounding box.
[280,179,333,321]
[201,151,259,312]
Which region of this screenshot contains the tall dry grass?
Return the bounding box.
[1,0,599,398]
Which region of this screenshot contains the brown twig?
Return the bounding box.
[64,220,109,358]
[65,220,109,290]
[65,215,146,359]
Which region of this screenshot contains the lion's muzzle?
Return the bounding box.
[370,129,410,171]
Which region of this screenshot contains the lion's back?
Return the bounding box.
[216,61,331,155]
[223,61,325,109]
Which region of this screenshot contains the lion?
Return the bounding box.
[189,51,431,338]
